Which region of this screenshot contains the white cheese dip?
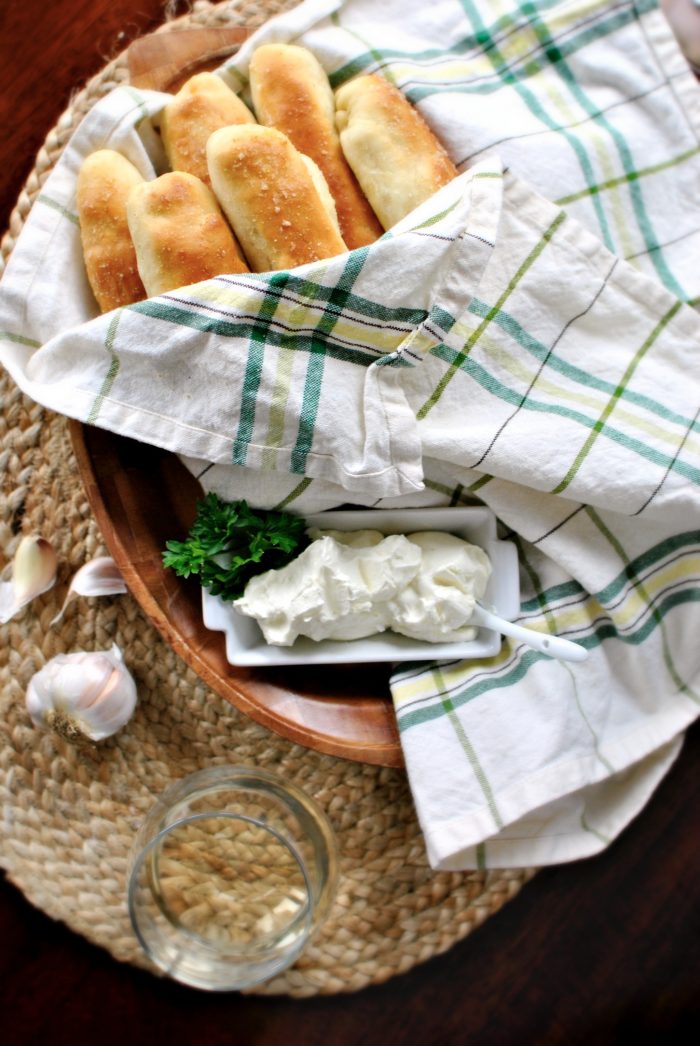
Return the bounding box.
[386,532,491,641]
[233,529,492,646]
[234,531,421,645]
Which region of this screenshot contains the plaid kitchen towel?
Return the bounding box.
[1,0,699,868]
[227,0,700,304]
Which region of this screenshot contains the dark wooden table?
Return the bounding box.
[2,1,700,1042]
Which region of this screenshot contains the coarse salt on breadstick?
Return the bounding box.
[126,171,248,297]
[249,44,382,250]
[160,72,256,187]
[206,124,347,273]
[76,149,146,313]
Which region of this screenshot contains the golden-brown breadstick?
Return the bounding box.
[160,72,256,186]
[76,149,146,313]
[249,44,382,250]
[126,171,249,297]
[334,74,458,230]
[298,153,343,236]
[206,124,347,272]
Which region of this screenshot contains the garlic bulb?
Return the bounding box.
[0,535,58,624]
[26,644,137,745]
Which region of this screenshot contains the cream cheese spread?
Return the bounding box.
[386,532,491,642]
[233,529,492,646]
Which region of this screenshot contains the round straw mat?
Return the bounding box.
[0,0,535,996]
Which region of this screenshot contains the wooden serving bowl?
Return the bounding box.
[69,422,403,766]
[67,28,403,766]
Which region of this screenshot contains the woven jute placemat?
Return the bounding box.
[0,0,534,996]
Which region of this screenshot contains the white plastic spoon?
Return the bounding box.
[472,603,589,663]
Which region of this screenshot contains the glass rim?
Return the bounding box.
[128,810,315,963]
[141,765,327,811]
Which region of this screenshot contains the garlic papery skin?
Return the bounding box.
[26,645,137,745]
[50,556,127,626]
[0,535,58,624]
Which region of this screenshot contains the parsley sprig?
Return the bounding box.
[162,494,309,601]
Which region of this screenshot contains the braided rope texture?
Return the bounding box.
[0,0,534,996]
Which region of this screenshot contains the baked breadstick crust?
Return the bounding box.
[249,44,382,250]
[299,153,342,236]
[126,171,249,297]
[76,149,146,313]
[160,72,256,186]
[334,74,458,230]
[206,124,347,273]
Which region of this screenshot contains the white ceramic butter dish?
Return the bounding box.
[202,506,519,666]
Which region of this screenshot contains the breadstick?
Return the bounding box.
[76,149,146,312]
[160,72,256,186]
[206,124,347,272]
[126,171,248,297]
[249,44,382,249]
[334,74,458,230]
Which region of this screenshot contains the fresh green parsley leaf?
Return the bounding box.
[162,493,309,601]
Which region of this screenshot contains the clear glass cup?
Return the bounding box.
[127,765,338,991]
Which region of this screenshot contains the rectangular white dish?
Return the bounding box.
[202,506,519,666]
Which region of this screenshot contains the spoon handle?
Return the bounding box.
[473,605,589,663]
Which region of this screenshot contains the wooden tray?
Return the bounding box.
[69,421,402,766]
[127,27,253,91]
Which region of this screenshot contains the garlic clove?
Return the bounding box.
[0,582,16,624]
[0,535,58,624]
[13,536,58,602]
[662,0,700,70]
[51,556,128,625]
[26,644,137,745]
